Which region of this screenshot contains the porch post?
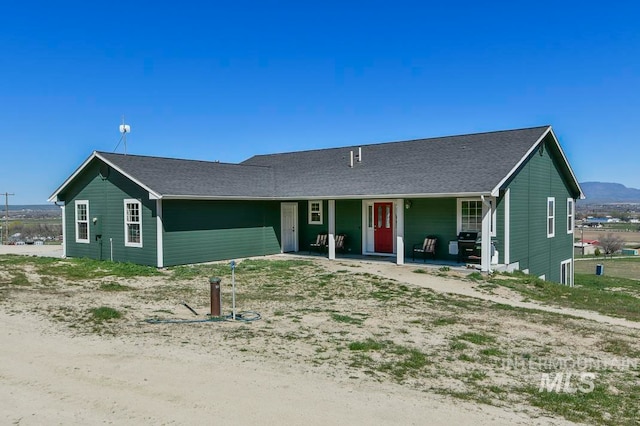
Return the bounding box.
[156,199,164,268]
[60,204,66,258]
[481,196,492,272]
[503,189,510,265]
[396,199,404,265]
[328,199,336,260]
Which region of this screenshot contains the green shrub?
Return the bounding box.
[89,306,122,322]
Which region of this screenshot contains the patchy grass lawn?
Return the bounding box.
[1,255,639,425]
[487,271,640,322]
[575,257,640,281]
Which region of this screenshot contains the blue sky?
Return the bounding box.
[1,1,638,204]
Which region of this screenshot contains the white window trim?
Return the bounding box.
[567,198,575,234]
[560,258,573,286]
[124,199,143,248]
[75,200,90,244]
[308,200,323,225]
[547,197,555,238]
[457,198,496,236]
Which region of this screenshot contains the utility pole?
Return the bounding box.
[2,192,14,245]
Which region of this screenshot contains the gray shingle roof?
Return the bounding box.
[53,126,570,201]
[241,126,551,197]
[97,152,275,198]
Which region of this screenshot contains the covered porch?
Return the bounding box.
[281,196,504,273]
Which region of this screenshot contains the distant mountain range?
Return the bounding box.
[580,182,640,204]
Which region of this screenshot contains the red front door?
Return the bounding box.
[374,202,394,253]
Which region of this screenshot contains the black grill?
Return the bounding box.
[458,231,480,263]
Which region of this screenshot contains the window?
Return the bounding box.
[124,199,142,247]
[547,197,555,238]
[308,201,323,225]
[457,198,496,236]
[75,200,89,243]
[567,198,575,234]
[459,200,482,232]
[560,259,573,286]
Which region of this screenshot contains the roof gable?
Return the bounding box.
[49,151,275,202]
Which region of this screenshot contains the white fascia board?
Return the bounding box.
[48,151,100,202]
[547,127,585,200]
[490,126,584,199]
[94,152,162,199]
[490,127,551,197]
[161,195,276,201]
[49,151,162,202]
[160,192,492,201]
[293,192,492,200]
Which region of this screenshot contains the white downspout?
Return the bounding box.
[480,195,492,273]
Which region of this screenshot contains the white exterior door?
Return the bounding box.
[281,203,298,252]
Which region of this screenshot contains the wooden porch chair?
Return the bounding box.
[412,236,437,262]
[309,233,328,253]
[335,233,347,253]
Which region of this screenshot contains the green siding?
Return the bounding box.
[298,200,328,250]
[297,200,362,254]
[336,200,362,254]
[404,198,457,261]
[60,160,157,266]
[505,135,574,282]
[162,200,281,266]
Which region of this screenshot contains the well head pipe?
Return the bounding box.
[209,277,221,317]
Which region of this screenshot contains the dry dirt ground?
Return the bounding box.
[1,249,639,425]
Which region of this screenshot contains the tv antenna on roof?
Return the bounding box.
[114,115,131,154]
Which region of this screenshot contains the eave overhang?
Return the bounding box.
[48,151,162,202]
[490,126,585,200]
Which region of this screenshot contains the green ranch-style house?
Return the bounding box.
[49,125,584,284]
